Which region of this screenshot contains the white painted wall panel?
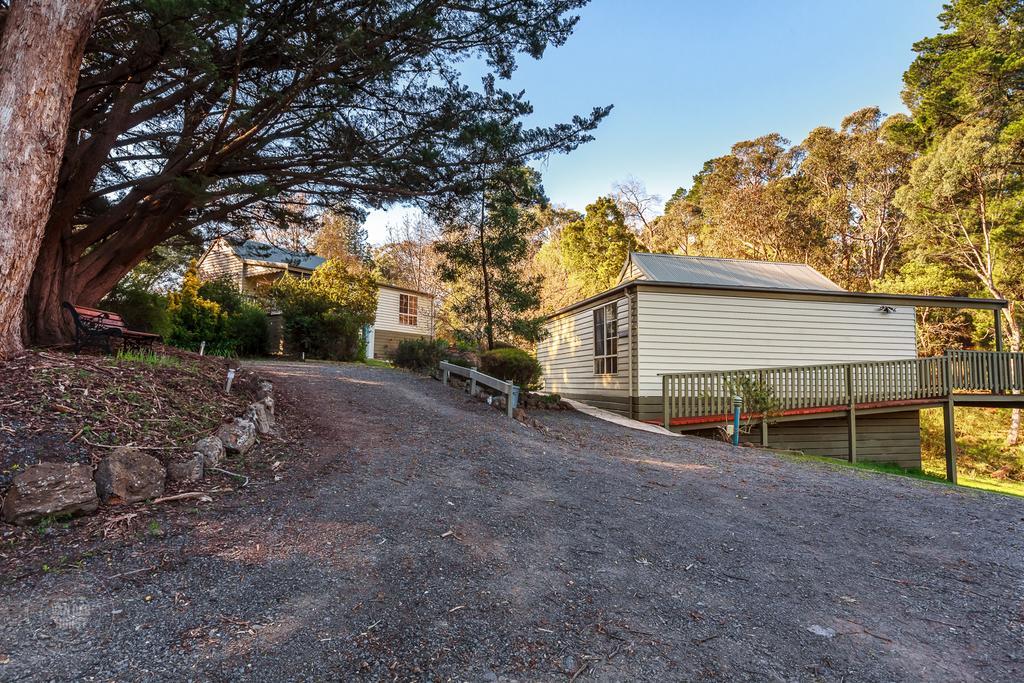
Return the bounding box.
[537,297,631,397]
[635,291,917,395]
[373,287,434,336]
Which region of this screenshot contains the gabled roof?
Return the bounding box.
[230,239,326,271]
[620,252,844,292]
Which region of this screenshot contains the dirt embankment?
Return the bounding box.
[0,347,260,486]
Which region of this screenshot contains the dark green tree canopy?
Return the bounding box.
[903,0,1024,140]
[25,0,611,343]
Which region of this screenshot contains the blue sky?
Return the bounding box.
[364,0,943,243]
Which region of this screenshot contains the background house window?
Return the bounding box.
[593,302,618,375]
[399,294,418,326]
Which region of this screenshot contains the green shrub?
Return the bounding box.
[394,338,448,373]
[479,347,541,389]
[443,350,477,369]
[103,278,171,338]
[226,304,269,357]
[270,260,377,361]
[198,275,246,315]
[167,284,225,350]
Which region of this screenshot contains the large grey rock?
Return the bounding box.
[257,380,274,400]
[192,435,225,468]
[259,395,275,416]
[166,454,204,483]
[1,463,98,526]
[246,401,274,435]
[94,447,166,504]
[217,417,256,455]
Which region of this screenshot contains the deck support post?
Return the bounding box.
[845,364,857,463]
[995,309,1004,353]
[943,398,958,484]
[760,416,769,447]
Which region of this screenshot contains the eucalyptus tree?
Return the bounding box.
[800,107,916,290]
[899,0,1024,444]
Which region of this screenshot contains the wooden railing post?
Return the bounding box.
[507,382,518,418]
[845,363,857,463]
[662,375,670,430]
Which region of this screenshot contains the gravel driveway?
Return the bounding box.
[2,361,1022,681]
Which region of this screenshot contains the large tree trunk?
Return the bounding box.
[0,0,105,359]
[27,194,190,344]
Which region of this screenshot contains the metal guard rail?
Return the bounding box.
[661,350,1024,427]
[439,361,521,418]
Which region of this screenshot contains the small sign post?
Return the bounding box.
[732,396,743,446]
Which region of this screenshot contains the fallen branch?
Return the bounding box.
[151,492,213,504]
[568,661,590,683]
[81,439,179,450]
[207,466,250,488]
[100,511,139,538]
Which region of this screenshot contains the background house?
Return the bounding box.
[197,238,435,358]
[538,252,1006,469]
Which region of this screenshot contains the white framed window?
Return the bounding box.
[593,302,618,375]
[399,294,418,326]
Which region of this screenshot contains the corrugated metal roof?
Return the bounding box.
[231,239,326,271]
[624,252,844,292]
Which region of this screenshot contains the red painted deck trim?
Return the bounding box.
[645,398,941,427]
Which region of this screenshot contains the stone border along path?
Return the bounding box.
[1,381,275,525]
[0,360,1022,681]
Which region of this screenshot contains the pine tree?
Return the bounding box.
[436,167,546,349]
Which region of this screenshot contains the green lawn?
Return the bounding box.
[777,450,1024,498]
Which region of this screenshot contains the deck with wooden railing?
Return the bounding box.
[660,350,1024,428]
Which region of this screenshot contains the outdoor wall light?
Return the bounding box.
[878,305,896,314]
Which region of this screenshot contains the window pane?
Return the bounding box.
[593,302,620,375]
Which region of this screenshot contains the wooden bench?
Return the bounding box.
[62,302,162,353]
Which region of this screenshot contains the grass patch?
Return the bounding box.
[778,450,951,484]
[921,406,1024,478]
[777,448,1024,498]
[363,358,392,368]
[920,406,1024,497]
[114,349,181,368]
[952,473,1024,497]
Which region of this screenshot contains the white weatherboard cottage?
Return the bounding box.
[196,238,435,358]
[538,252,1008,469]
